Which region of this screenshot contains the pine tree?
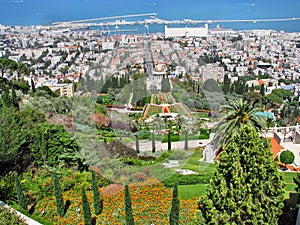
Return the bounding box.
[14,173,27,210]
[124,185,134,225]
[52,172,65,217]
[197,125,285,224]
[151,132,156,153]
[169,182,180,225]
[81,188,92,225]
[91,171,102,215]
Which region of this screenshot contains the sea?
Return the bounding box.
[1,0,300,33]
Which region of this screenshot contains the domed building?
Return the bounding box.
[153,64,166,77]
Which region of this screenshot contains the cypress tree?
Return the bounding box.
[124,185,134,225]
[184,130,188,151]
[31,78,36,93]
[11,88,18,109]
[135,136,139,154]
[14,173,27,210]
[52,172,65,217]
[91,171,102,215]
[169,182,180,225]
[260,84,265,97]
[168,130,171,151]
[197,125,285,224]
[152,132,156,153]
[82,188,93,225]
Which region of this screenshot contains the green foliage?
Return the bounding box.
[135,137,139,154]
[124,185,135,225]
[120,158,143,166]
[293,173,300,205]
[161,78,171,92]
[52,172,65,217]
[154,151,173,163]
[178,184,207,200]
[280,150,295,165]
[168,150,190,160]
[81,188,92,225]
[0,172,17,204]
[0,207,26,225]
[162,174,212,187]
[184,130,188,150]
[168,131,171,151]
[0,106,28,176]
[266,93,284,105]
[91,171,102,215]
[36,86,59,97]
[260,84,265,97]
[31,123,86,170]
[152,132,156,153]
[243,91,262,105]
[214,98,266,149]
[203,78,221,93]
[14,173,27,210]
[169,182,180,225]
[197,125,285,224]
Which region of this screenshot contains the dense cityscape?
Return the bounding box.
[1,18,300,224]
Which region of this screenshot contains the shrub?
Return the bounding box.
[0,207,26,225]
[169,150,190,160]
[120,158,143,166]
[162,174,212,187]
[280,150,295,165]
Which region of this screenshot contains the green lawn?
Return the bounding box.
[281,172,299,195]
[281,172,298,184]
[181,149,216,174]
[147,106,162,117]
[178,184,207,200]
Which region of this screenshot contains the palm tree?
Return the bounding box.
[214,98,266,150]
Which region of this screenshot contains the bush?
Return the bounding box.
[155,151,173,163]
[280,150,295,165]
[120,158,143,166]
[0,207,26,225]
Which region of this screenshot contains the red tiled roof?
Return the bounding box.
[270,138,284,159]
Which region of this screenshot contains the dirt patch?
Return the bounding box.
[102,184,124,196]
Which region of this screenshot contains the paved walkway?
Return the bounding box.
[133,137,212,152]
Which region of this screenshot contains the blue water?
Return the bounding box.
[1,0,300,32]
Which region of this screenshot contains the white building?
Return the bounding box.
[164,24,208,38]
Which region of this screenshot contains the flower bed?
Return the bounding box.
[33,179,196,224]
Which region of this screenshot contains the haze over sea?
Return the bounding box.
[1,0,300,33]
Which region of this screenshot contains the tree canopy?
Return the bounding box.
[214,98,266,149]
[197,125,285,224]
